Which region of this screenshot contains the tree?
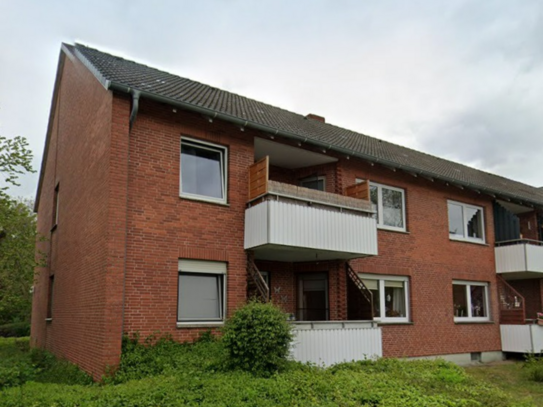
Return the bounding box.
[0,135,34,198]
[0,198,38,324]
[0,135,37,325]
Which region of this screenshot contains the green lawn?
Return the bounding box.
[466,361,543,407]
[0,336,541,406]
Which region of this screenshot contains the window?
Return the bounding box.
[178,259,226,323]
[453,281,490,322]
[46,275,55,320]
[300,175,325,191]
[52,183,59,229]
[447,201,485,243]
[359,274,409,322]
[369,182,406,231]
[180,138,227,204]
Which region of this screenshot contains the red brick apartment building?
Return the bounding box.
[32,43,543,379]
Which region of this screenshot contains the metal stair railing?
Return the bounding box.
[247,257,269,302]
[346,262,373,317]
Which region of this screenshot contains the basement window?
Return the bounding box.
[453,281,490,322]
[177,259,227,324]
[180,138,227,204]
[359,274,410,323]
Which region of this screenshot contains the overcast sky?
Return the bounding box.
[1,0,542,199]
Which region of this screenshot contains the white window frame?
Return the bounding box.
[180,137,228,204]
[358,273,410,323]
[452,280,490,322]
[300,175,326,191]
[177,259,227,326]
[368,181,406,232]
[447,200,485,244]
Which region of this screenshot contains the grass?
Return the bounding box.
[0,336,541,406]
[466,360,543,407]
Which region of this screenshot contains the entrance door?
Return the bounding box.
[297,273,329,321]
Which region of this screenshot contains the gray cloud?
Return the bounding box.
[1,0,542,198]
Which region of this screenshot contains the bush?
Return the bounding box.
[107,332,225,384]
[0,321,30,337]
[524,354,543,382]
[30,348,93,385]
[0,362,36,390]
[222,301,293,375]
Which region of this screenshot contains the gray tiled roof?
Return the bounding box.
[72,43,543,207]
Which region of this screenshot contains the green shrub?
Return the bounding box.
[30,348,93,385]
[107,332,225,384]
[0,362,36,390]
[0,321,30,337]
[222,301,293,375]
[524,354,543,383]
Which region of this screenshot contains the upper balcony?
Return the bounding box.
[244,156,378,262]
[495,239,543,279]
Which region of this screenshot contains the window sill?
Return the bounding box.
[377,321,413,326]
[449,237,488,246]
[377,227,409,235]
[45,318,53,323]
[176,322,224,328]
[179,195,230,207]
[454,320,494,325]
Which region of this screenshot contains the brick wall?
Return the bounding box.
[341,158,501,357]
[120,99,252,342]
[32,47,123,379]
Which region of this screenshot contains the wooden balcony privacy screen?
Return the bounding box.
[344,180,370,201]
[248,156,269,201]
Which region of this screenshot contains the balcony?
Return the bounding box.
[244,157,378,262]
[500,323,543,353]
[495,239,543,279]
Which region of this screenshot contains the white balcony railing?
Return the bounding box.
[500,324,543,353]
[495,240,543,276]
[290,321,382,365]
[244,181,378,262]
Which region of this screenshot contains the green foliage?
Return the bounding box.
[222,301,293,375]
[105,332,225,384]
[0,135,34,196]
[0,337,92,391]
[0,321,30,337]
[0,198,41,325]
[0,336,533,406]
[524,354,543,383]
